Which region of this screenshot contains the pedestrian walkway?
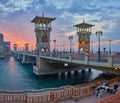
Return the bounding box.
[58,85,120,103]
[97,91,120,103]
[0,77,119,103]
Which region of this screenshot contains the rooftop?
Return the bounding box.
[31,16,56,24]
[74,21,94,28]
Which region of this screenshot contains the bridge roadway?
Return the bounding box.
[13,51,120,75]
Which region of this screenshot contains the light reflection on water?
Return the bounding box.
[0,56,103,90]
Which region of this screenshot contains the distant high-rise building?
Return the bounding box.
[0,33,4,58]
[14,44,17,51]
[4,41,11,55]
[0,33,11,57]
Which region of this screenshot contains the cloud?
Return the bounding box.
[0,0,120,51]
[65,31,76,36]
[45,0,74,9]
[0,0,34,16]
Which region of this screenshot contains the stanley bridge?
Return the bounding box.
[13,15,120,76]
[13,51,120,75]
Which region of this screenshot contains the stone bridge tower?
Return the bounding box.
[24,43,29,52]
[31,15,55,75]
[13,44,17,51]
[74,21,94,54]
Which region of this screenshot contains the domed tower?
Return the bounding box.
[74,21,94,54]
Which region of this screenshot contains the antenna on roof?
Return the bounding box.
[83,19,85,23]
[42,12,44,17]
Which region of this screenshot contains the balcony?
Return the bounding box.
[77,31,91,35]
[35,27,52,31]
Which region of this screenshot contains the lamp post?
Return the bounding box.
[35,44,37,55]
[73,43,74,53]
[31,45,33,54]
[103,47,106,57]
[53,39,56,53]
[63,44,65,53]
[91,41,94,54]
[96,31,102,62]
[69,36,73,53]
[108,40,112,55]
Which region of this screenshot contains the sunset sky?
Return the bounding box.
[0,0,120,52]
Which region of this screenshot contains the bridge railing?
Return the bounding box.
[72,54,84,61]
[41,53,109,63]
[13,51,120,68]
[113,55,120,64]
[89,54,108,63]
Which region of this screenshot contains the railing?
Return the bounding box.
[89,54,107,63]
[26,95,51,103]
[113,55,120,64]
[0,77,119,103]
[13,51,120,68]
[72,54,84,61]
[0,94,26,102]
[13,51,109,62]
[35,27,51,31]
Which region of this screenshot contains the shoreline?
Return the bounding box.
[72,73,116,88]
[0,73,116,92]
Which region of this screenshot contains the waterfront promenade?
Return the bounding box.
[58,86,120,103]
[0,76,119,103]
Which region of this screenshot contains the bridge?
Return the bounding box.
[13,51,120,75]
[13,15,120,76]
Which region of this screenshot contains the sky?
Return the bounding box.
[0,0,120,52]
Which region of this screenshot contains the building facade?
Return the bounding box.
[0,33,4,58]
[0,33,11,58]
[4,41,11,55]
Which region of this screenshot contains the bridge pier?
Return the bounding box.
[88,68,91,72]
[67,71,71,76]
[17,53,23,60]
[21,55,36,64]
[61,72,65,77]
[13,52,17,58]
[74,71,79,75]
[81,70,85,74]
[33,59,55,75]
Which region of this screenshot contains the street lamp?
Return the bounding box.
[31,45,33,54]
[73,43,74,53]
[91,41,94,54]
[108,40,112,55]
[69,36,73,53]
[63,44,65,53]
[53,39,56,53]
[103,47,106,57]
[96,31,102,62]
